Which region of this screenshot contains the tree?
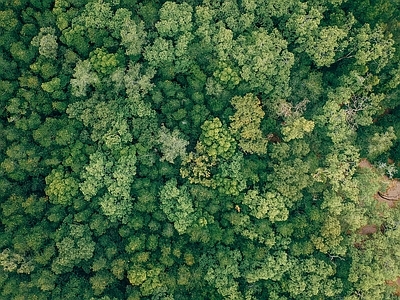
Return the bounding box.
[0,10,19,33]
[201,247,243,300]
[45,166,79,206]
[348,225,400,299]
[90,270,115,296]
[159,179,196,235]
[367,126,397,159]
[229,93,268,155]
[70,60,99,97]
[242,189,289,222]
[281,117,315,142]
[31,27,58,60]
[33,269,57,292]
[10,41,36,65]
[157,125,189,164]
[0,248,34,274]
[283,257,342,298]
[119,16,146,57]
[51,223,95,274]
[89,48,122,76]
[181,118,236,186]
[80,147,137,222]
[242,250,290,284]
[231,28,294,99]
[286,3,349,67]
[155,2,193,38]
[351,24,395,73]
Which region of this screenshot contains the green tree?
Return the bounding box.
[242,189,289,222]
[159,179,195,235]
[157,125,189,164]
[45,166,79,206]
[231,28,294,98]
[1,0,400,298]
[31,27,58,60]
[80,147,137,222]
[155,2,193,38]
[367,126,397,159]
[70,60,99,97]
[281,117,315,142]
[52,223,95,274]
[229,93,268,155]
[201,247,243,300]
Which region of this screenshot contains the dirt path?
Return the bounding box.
[358,159,400,207]
[358,159,400,295]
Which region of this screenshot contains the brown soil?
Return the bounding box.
[387,278,400,296]
[358,158,374,169]
[358,224,378,235]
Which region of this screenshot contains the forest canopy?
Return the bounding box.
[1,0,400,299]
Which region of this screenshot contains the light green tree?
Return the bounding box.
[157,125,189,164]
[31,27,59,60]
[368,126,397,159]
[242,189,289,222]
[45,166,80,206]
[70,60,100,97]
[52,224,96,274]
[281,117,315,142]
[229,93,268,155]
[159,179,196,234]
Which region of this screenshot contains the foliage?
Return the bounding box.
[31,27,58,60]
[157,125,189,164]
[242,189,289,222]
[229,93,268,155]
[159,179,195,234]
[1,0,400,298]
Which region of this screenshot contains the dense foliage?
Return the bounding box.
[1,0,400,299]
